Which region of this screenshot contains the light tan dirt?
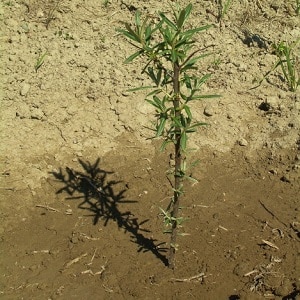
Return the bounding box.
[0,1,299,299]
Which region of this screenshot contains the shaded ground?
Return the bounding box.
[0,0,300,299]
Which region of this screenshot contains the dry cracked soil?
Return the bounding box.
[0,0,300,299]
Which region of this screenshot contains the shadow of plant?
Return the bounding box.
[51,158,168,265]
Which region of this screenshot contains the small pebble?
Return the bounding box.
[20,83,31,96]
[204,104,214,117]
[238,138,248,146]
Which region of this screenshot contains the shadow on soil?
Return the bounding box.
[51,158,168,266]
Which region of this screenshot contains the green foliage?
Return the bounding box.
[218,0,232,22]
[45,0,61,29]
[118,3,219,268]
[255,39,300,92]
[35,51,48,72]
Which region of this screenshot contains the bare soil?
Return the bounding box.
[0,1,299,299]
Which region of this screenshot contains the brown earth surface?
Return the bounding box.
[0,0,300,299]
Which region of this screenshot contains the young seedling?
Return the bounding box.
[45,0,61,29]
[217,0,232,24]
[257,39,300,92]
[118,3,219,268]
[35,51,48,72]
[205,0,232,28]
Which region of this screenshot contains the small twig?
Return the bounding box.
[171,272,205,282]
[64,253,88,269]
[82,258,107,276]
[89,248,97,265]
[218,225,228,231]
[81,267,105,276]
[36,204,60,212]
[31,250,50,254]
[80,233,100,241]
[261,239,279,250]
[244,269,259,277]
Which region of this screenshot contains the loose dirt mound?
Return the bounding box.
[0,1,299,299]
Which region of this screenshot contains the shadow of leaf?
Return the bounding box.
[51,158,168,265]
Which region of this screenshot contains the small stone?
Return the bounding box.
[266,96,280,110]
[91,22,100,32]
[65,209,73,215]
[30,108,45,120]
[36,9,45,18]
[204,104,214,116]
[269,169,278,175]
[238,138,248,146]
[213,213,219,219]
[71,236,79,244]
[237,63,247,72]
[20,83,31,96]
[280,175,291,183]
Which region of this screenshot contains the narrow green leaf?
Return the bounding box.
[145,99,161,110]
[181,53,212,72]
[180,92,188,101]
[188,122,208,129]
[135,10,141,27]
[171,49,177,63]
[141,15,150,39]
[177,8,186,29]
[157,68,162,86]
[147,89,163,97]
[146,67,156,84]
[162,26,173,46]
[184,4,193,20]
[188,94,221,101]
[35,51,47,71]
[180,131,187,150]
[180,114,187,127]
[124,49,144,63]
[183,105,192,120]
[145,25,152,41]
[127,85,154,92]
[197,73,212,86]
[124,23,140,42]
[183,75,191,89]
[156,117,167,137]
[172,116,182,128]
[153,95,166,111]
[175,38,194,49]
[182,24,212,38]
[160,139,173,151]
[159,12,177,30]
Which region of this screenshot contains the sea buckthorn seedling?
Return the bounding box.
[273,39,300,92]
[118,3,219,269]
[258,39,300,92]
